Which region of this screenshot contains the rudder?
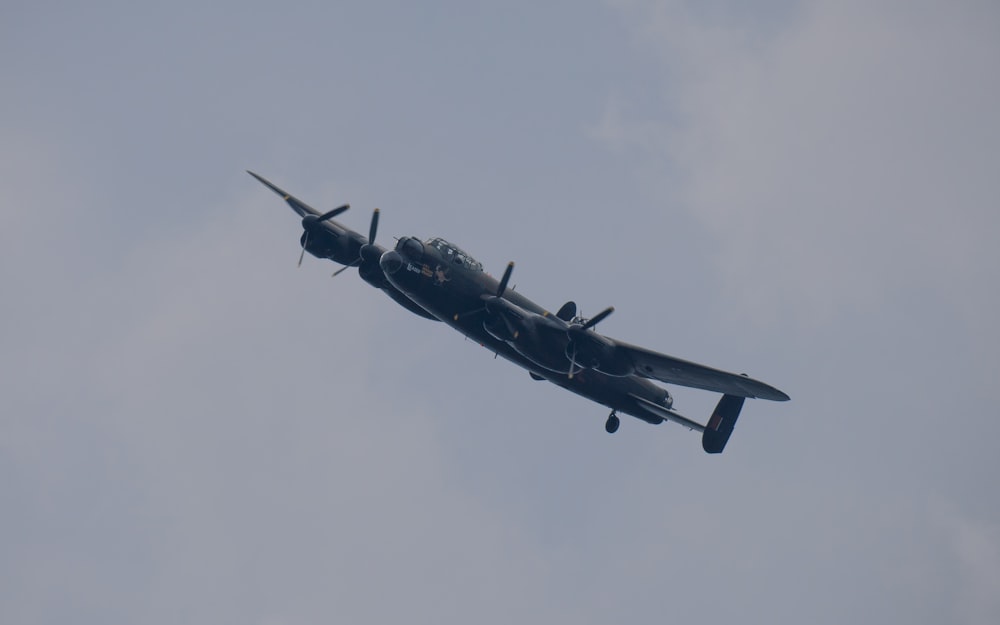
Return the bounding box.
[702,394,745,454]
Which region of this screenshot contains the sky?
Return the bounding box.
[2,1,998,623]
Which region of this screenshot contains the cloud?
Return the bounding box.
[595,3,1000,623]
[604,0,1000,330]
[5,2,999,624]
[935,504,1000,625]
[0,171,565,623]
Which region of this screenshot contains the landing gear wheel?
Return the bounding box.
[605,412,620,434]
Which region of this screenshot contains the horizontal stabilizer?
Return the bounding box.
[629,393,705,432]
[702,394,745,454]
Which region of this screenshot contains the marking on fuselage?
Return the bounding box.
[432,264,450,285]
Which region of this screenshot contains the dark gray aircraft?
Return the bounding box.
[250,171,789,453]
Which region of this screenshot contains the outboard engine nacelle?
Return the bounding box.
[301,229,355,264]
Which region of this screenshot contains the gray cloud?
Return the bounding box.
[2,1,998,624]
[602,0,1000,621]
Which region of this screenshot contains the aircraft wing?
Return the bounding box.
[247,170,322,218]
[615,339,790,401]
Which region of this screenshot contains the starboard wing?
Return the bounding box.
[615,339,790,401]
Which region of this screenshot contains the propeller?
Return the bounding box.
[333,208,381,277]
[359,208,381,263]
[495,261,514,297]
[332,260,356,277]
[297,204,350,267]
[369,208,379,244]
[452,261,514,321]
[579,306,614,330]
[567,342,579,379]
[565,305,614,379]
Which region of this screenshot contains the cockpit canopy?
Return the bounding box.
[425,237,483,272]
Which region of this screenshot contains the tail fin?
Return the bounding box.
[702,394,745,454]
[555,301,577,322]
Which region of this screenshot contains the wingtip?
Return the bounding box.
[246,169,268,185]
[246,170,275,188]
[246,170,288,198]
[762,387,791,402]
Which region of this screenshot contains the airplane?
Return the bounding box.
[249,171,789,453]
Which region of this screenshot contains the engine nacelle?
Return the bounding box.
[359,260,386,287]
[481,300,572,373]
[481,300,635,378]
[483,315,518,343]
[566,331,635,377]
[301,229,354,264]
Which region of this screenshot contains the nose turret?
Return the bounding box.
[381,236,424,275]
[397,236,424,260]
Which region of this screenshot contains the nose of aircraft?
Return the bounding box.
[380,249,403,275]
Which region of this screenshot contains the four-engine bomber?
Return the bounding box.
[250,171,789,453]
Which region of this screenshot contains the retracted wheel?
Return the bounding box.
[605,412,620,434]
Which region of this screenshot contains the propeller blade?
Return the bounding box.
[298,231,309,267]
[582,306,614,330]
[317,204,350,222]
[453,294,492,321]
[497,262,514,297]
[368,208,380,244]
[357,209,384,267]
[568,342,578,379]
[499,310,520,341]
[333,259,359,277]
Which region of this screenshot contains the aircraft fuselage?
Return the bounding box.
[378,236,674,425]
[248,170,789,451]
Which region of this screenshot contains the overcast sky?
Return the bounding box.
[2,1,998,623]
